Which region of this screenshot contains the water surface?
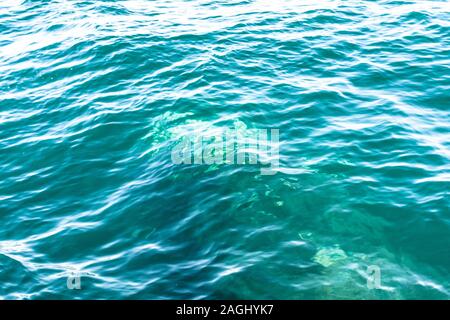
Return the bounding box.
[0,0,449,299]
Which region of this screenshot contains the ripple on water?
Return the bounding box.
[0,0,449,299]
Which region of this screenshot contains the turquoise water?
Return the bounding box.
[1,0,449,299]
